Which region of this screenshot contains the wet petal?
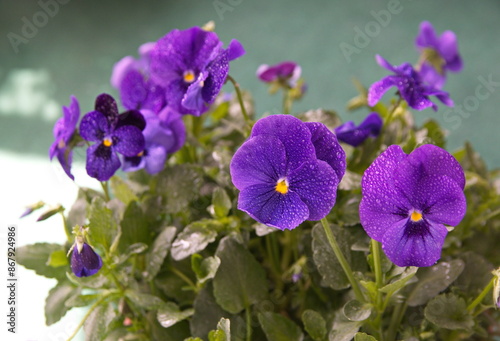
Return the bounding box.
[71,243,103,277]
[95,93,119,126]
[367,75,397,106]
[86,143,121,181]
[80,111,110,142]
[112,125,145,157]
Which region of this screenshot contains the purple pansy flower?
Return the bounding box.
[230,115,345,230]
[80,94,146,181]
[415,21,462,88]
[359,144,466,267]
[49,96,80,180]
[122,107,186,174]
[71,242,103,277]
[150,26,245,116]
[257,61,302,88]
[111,42,167,114]
[335,112,383,147]
[367,55,453,111]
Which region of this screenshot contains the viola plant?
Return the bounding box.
[19,22,500,341]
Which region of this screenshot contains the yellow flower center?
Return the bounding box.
[137,150,144,157]
[275,178,289,194]
[183,70,196,83]
[410,211,423,222]
[103,137,113,147]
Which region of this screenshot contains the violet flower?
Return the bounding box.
[257,61,302,88]
[415,21,462,89]
[111,42,167,114]
[49,96,80,180]
[359,144,466,267]
[230,115,345,230]
[122,107,186,174]
[80,94,145,181]
[367,55,453,111]
[335,112,383,147]
[150,26,245,116]
[71,242,102,277]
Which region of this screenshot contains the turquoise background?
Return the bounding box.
[1,0,499,166]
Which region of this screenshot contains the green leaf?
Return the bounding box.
[258,312,304,341]
[119,201,151,252]
[213,237,267,314]
[329,318,361,341]
[171,220,218,261]
[66,272,108,289]
[46,249,69,268]
[45,282,80,325]
[379,266,418,296]
[407,260,465,307]
[145,226,177,281]
[302,309,327,341]
[17,243,67,279]
[422,119,445,148]
[455,252,494,296]
[359,281,378,305]
[354,332,378,341]
[156,164,204,214]
[343,300,372,322]
[110,176,139,205]
[87,197,118,250]
[65,294,100,308]
[125,290,164,310]
[192,254,221,284]
[186,338,204,341]
[37,204,65,221]
[84,302,116,341]
[157,302,194,328]
[208,317,231,341]
[212,187,232,218]
[190,283,228,339]
[424,293,474,331]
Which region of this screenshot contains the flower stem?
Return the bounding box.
[169,266,197,292]
[245,305,252,341]
[320,218,365,302]
[100,181,111,201]
[371,239,384,306]
[386,300,407,341]
[66,293,112,341]
[226,75,252,128]
[282,89,292,114]
[467,277,494,313]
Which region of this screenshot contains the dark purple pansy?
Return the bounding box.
[230,115,345,230]
[49,96,80,180]
[122,107,186,174]
[359,144,466,267]
[335,112,383,147]
[257,61,302,88]
[150,26,245,116]
[415,21,462,89]
[111,42,167,114]
[71,242,103,277]
[367,55,453,111]
[80,94,145,181]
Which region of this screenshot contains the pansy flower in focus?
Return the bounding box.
[150,26,245,116]
[367,55,453,111]
[230,115,345,230]
[122,107,186,174]
[335,112,383,147]
[359,144,466,267]
[49,95,80,180]
[80,94,145,181]
[415,21,462,89]
[111,42,167,114]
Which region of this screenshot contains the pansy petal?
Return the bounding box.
[359,112,383,136]
[202,51,230,105]
[305,122,346,180]
[111,56,136,89]
[80,111,110,142]
[419,63,446,89]
[122,155,144,173]
[367,75,397,107]
[120,69,148,111]
[289,159,338,221]
[256,64,276,82]
[56,148,74,181]
[362,145,407,196]
[183,72,209,115]
[438,31,461,70]
[144,144,168,174]
[415,21,438,49]
[95,93,119,126]
[112,125,145,157]
[116,110,146,131]
[238,183,309,230]
[360,195,409,241]
[382,219,448,267]
[230,135,287,190]
[71,243,103,277]
[86,143,121,181]
[251,115,316,171]
[227,39,245,61]
[66,95,80,129]
[375,55,397,73]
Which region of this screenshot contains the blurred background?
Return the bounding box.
[0,0,499,339]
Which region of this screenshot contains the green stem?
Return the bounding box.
[372,239,384,306]
[169,266,197,292]
[59,211,72,243]
[100,181,111,201]
[320,218,365,302]
[386,300,407,341]
[245,305,252,341]
[66,293,112,341]
[226,75,252,128]
[384,97,402,127]
[467,277,494,312]
[282,89,292,114]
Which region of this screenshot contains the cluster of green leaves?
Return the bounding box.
[19,84,500,341]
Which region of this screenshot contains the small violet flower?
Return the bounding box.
[367,55,453,111]
[415,21,462,89]
[80,94,145,181]
[359,144,466,267]
[71,237,103,277]
[230,115,346,230]
[257,61,302,88]
[111,42,167,114]
[335,112,383,147]
[150,26,245,116]
[122,107,186,174]
[49,95,80,180]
